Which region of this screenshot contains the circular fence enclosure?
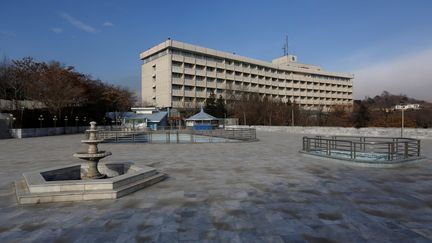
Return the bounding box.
[300,135,424,166]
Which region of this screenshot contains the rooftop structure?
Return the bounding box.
[140,39,354,110]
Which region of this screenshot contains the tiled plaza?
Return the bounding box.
[0,131,432,242]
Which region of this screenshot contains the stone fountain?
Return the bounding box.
[14,122,166,204]
[73,121,111,179]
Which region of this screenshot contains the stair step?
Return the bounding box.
[116,172,166,198]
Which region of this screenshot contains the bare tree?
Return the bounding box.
[33,61,85,117]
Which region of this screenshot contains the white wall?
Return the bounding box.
[228,126,432,140]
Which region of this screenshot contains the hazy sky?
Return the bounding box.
[1,0,431,101]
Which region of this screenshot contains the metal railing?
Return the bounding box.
[193,127,257,141]
[302,135,421,162]
[89,127,257,144]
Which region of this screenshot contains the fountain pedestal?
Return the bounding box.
[73,121,111,179]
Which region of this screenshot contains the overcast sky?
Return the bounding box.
[1,0,431,101]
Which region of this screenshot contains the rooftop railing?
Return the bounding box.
[302,135,421,162]
[89,127,257,144]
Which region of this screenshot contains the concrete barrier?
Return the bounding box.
[228,126,432,140]
[9,126,114,139]
[10,127,87,138]
[0,119,11,139]
[0,113,12,139]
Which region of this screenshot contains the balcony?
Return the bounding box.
[195,80,206,87]
[207,61,216,67]
[184,90,195,97]
[172,90,184,96]
[196,70,206,76]
[196,59,205,65]
[225,64,235,71]
[206,82,216,88]
[172,78,183,85]
[184,68,195,75]
[184,57,195,64]
[206,71,216,78]
[172,54,183,62]
[171,101,184,108]
[216,63,225,69]
[216,73,225,79]
[226,74,234,80]
[184,80,195,86]
[195,91,206,98]
[172,66,183,73]
[250,69,258,75]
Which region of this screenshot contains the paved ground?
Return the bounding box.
[0,131,432,243]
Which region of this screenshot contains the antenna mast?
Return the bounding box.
[282,35,289,56]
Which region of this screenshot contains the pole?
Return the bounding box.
[401,108,404,137]
[291,105,294,126]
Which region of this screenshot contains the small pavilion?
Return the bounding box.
[185,107,220,130]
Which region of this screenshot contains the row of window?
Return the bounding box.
[171,48,224,63]
[142,49,170,64]
[170,56,351,82]
[171,72,351,87]
[142,48,351,82]
[171,95,352,103]
[171,84,352,95]
[171,74,352,90]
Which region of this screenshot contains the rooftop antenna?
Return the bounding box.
[282,35,289,56]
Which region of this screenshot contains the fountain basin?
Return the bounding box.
[15,162,166,204]
[80,139,104,144]
[73,151,112,159]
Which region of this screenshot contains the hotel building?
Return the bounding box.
[140,39,353,110]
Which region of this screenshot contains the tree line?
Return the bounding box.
[203,90,432,128]
[0,57,135,128]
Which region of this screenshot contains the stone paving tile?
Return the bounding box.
[0,132,432,242]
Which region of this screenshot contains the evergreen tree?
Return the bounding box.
[204,92,217,116]
[353,102,370,128]
[215,94,227,118]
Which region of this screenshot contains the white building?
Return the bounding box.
[140,39,354,110]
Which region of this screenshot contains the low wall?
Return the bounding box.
[229,126,432,140]
[10,126,114,139]
[0,117,11,139]
[11,127,87,138]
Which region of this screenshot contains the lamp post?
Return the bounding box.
[20,106,24,126]
[38,115,44,128]
[75,116,79,132]
[384,108,389,127]
[53,115,58,128]
[7,114,16,129]
[290,97,295,126]
[395,103,420,137]
[64,116,68,134]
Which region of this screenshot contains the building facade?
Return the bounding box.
[140,39,353,110]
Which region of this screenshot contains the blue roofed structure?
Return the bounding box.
[185,108,220,130]
[106,108,168,130]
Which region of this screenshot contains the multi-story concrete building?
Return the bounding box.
[140,39,353,110]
